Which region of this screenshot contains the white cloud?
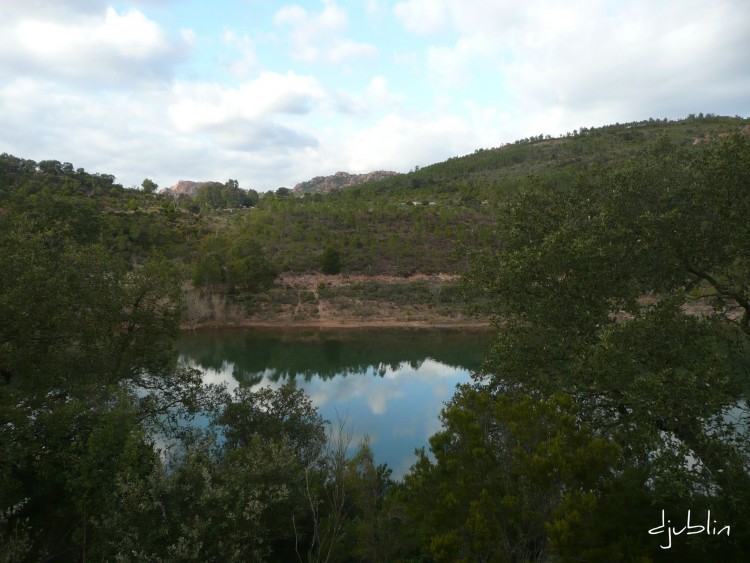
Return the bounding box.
[180,28,197,44]
[426,33,497,87]
[394,0,750,138]
[273,4,309,26]
[0,71,322,191]
[328,39,378,63]
[274,0,377,63]
[393,0,448,35]
[0,7,189,86]
[366,76,403,107]
[222,30,258,77]
[494,0,750,129]
[364,0,383,18]
[331,75,403,116]
[169,72,326,132]
[340,112,474,172]
[0,76,185,186]
[0,0,107,18]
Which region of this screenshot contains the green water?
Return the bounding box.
[177,328,494,478]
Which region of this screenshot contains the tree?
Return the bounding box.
[193,180,256,209]
[321,246,341,275]
[0,204,209,560]
[459,135,750,558]
[338,437,403,562]
[225,236,277,292]
[403,388,621,562]
[141,178,158,194]
[93,383,329,562]
[217,383,326,467]
[0,207,333,558]
[191,233,276,293]
[194,181,225,209]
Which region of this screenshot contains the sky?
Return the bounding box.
[1,0,749,191]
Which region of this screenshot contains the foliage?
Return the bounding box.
[457,134,750,559]
[404,388,621,562]
[320,246,341,275]
[141,178,158,194]
[191,233,277,293]
[89,383,329,562]
[338,437,403,562]
[194,179,258,209]
[0,204,197,559]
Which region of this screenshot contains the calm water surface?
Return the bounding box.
[177,328,493,478]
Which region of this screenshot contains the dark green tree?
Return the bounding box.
[321,246,341,275]
[141,178,158,194]
[403,388,622,562]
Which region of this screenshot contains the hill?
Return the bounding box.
[2,113,748,327]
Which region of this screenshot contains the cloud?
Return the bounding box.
[393,0,448,35]
[0,6,190,86]
[0,75,194,187]
[496,0,750,129]
[396,0,750,137]
[426,33,497,87]
[366,76,403,108]
[163,71,332,166]
[273,4,311,26]
[0,68,336,192]
[274,0,377,63]
[1,0,108,18]
[205,120,319,152]
[339,111,475,172]
[222,30,258,77]
[327,40,378,63]
[0,72,308,191]
[364,0,383,18]
[332,75,403,116]
[169,72,326,132]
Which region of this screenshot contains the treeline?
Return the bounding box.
[0,154,124,199]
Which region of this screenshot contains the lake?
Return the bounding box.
[177,328,494,479]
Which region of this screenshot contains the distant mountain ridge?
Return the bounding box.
[292,170,400,194]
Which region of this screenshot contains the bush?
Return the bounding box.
[321,246,341,275]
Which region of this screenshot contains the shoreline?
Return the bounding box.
[180,318,493,331]
[181,273,493,332]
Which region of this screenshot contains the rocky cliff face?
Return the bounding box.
[159,180,206,196]
[292,170,400,194]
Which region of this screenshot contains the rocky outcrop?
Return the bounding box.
[292,170,400,194]
[160,180,208,196]
[692,123,750,145]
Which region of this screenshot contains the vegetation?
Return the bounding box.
[1,115,750,560]
[429,133,750,561]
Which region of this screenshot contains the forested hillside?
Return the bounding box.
[3,114,746,327]
[2,115,750,560]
